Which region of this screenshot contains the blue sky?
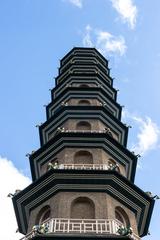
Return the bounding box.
[0,0,160,239]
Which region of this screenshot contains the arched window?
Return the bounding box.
[115,206,130,227]
[71,197,95,219]
[35,205,51,225]
[74,150,93,164]
[76,121,91,131]
[78,100,91,106]
[79,84,90,88]
[108,159,120,173]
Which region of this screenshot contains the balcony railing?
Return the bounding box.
[60,164,111,170]
[61,129,109,134]
[47,163,120,172]
[20,218,140,240]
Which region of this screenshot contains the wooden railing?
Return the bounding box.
[20,218,140,240]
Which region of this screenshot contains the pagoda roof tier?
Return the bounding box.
[40,105,128,147]
[52,75,117,102]
[57,63,109,82]
[55,71,113,87]
[30,132,137,181]
[60,48,108,71]
[46,87,122,120]
[13,170,154,237]
[59,57,109,77]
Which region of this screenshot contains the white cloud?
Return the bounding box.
[123,111,160,155]
[82,25,93,47]
[131,116,160,155]
[82,24,127,56]
[111,0,138,29]
[0,156,31,240]
[96,30,127,56]
[66,0,83,8]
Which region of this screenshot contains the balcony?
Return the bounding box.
[20,218,140,240]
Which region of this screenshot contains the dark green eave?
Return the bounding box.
[40,105,128,147]
[31,233,132,240]
[12,170,154,237]
[46,87,122,120]
[55,71,114,88]
[60,47,109,70]
[51,78,117,102]
[50,86,121,109]
[30,131,136,182]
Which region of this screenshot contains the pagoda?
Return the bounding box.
[13,47,154,240]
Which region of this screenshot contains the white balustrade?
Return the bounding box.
[20,218,140,240]
[61,164,109,170]
[65,130,105,133]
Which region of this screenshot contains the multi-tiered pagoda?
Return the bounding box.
[13,47,154,240]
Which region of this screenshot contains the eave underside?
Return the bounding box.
[31,233,132,240]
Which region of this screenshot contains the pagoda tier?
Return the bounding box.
[29,131,136,181]
[51,75,117,102]
[47,86,122,120]
[13,169,154,237]
[39,105,128,147]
